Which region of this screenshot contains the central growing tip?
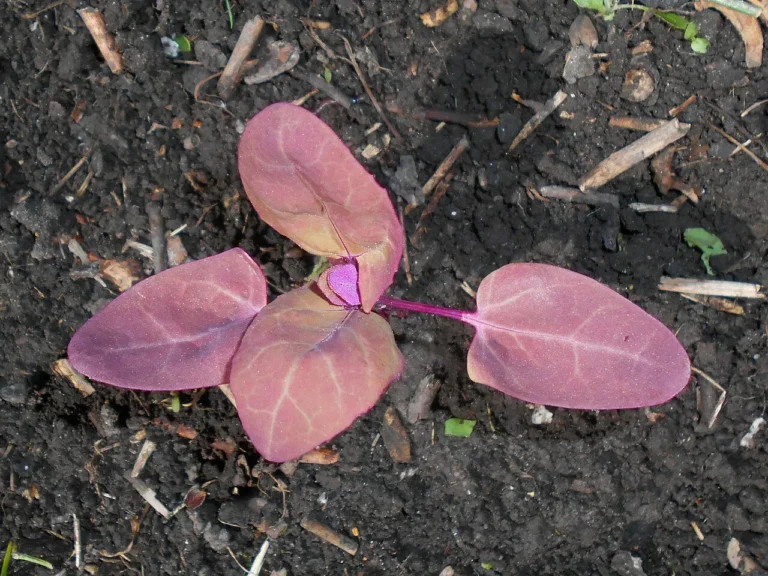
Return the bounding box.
[319,260,361,307]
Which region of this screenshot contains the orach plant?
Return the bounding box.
[68,103,691,462]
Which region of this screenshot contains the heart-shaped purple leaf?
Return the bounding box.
[68,248,267,391]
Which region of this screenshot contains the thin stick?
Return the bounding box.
[669,95,697,118]
[537,185,619,208]
[387,103,499,128]
[300,516,358,556]
[78,8,123,74]
[52,359,95,397]
[741,98,768,117]
[579,119,690,191]
[341,36,401,140]
[291,71,352,109]
[421,136,469,198]
[247,540,270,576]
[125,474,171,519]
[728,135,758,157]
[659,276,765,299]
[507,90,568,153]
[691,367,727,429]
[130,440,156,478]
[50,148,93,194]
[146,202,167,274]
[72,514,82,570]
[629,202,680,213]
[227,547,250,574]
[217,16,265,101]
[609,116,668,131]
[709,123,768,172]
[411,173,453,244]
[20,0,70,19]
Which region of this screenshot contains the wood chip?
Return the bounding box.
[78,8,123,74]
[300,516,358,556]
[691,521,705,541]
[52,359,95,397]
[740,417,766,448]
[680,294,745,315]
[609,116,668,132]
[381,407,411,463]
[99,259,140,291]
[537,185,619,208]
[176,424,198,440]
[421,0,459,27]
[218,16,265,100]
[659,277,765,299]
[579,119,690,192]
[407,375,442,424]
[728,537,765,573]
[218,384,238,408]
[361,143,381,159]
[166,235,188,267]
[299,447,340,465]
[244,40,300,85]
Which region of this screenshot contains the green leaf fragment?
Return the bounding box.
[306,256,330,281]
[690,37,710,53]
[172,35,192,52]
[656,11,691,31]
[12,553,54,570]
[481,562,494,570]
[445,418,476,437]
[684,228,726,275]
[684,22,698,40]
[573,0,608,11]
[171,393,181,413]
[1,542,15,576]
[323,67,332,83]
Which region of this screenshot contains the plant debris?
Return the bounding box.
[684,228,727,275]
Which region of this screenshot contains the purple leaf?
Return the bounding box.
[68,248,267,391]
[318,261,361,307]
[466,264,691,409]
[230,284,404,462]
[238,103,403,312]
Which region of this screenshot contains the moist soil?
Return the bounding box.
[1,1,768,575]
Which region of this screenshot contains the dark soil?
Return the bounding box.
[2,1,768,574]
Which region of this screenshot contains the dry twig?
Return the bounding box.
[709,123,768,172]
[146,202,167,274]
[341,36,401,140]
[78,8,123,74]
[579,119,690,191]
[50,148,93,194]
[609,116,668,131]
[300,516,358,556]
[537,185,619,208]
[218,16,265,100]
[421,136,469,198]
[508,90,568,153]
[659,277,765,299]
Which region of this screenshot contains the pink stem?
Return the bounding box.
[376,295,475,326]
